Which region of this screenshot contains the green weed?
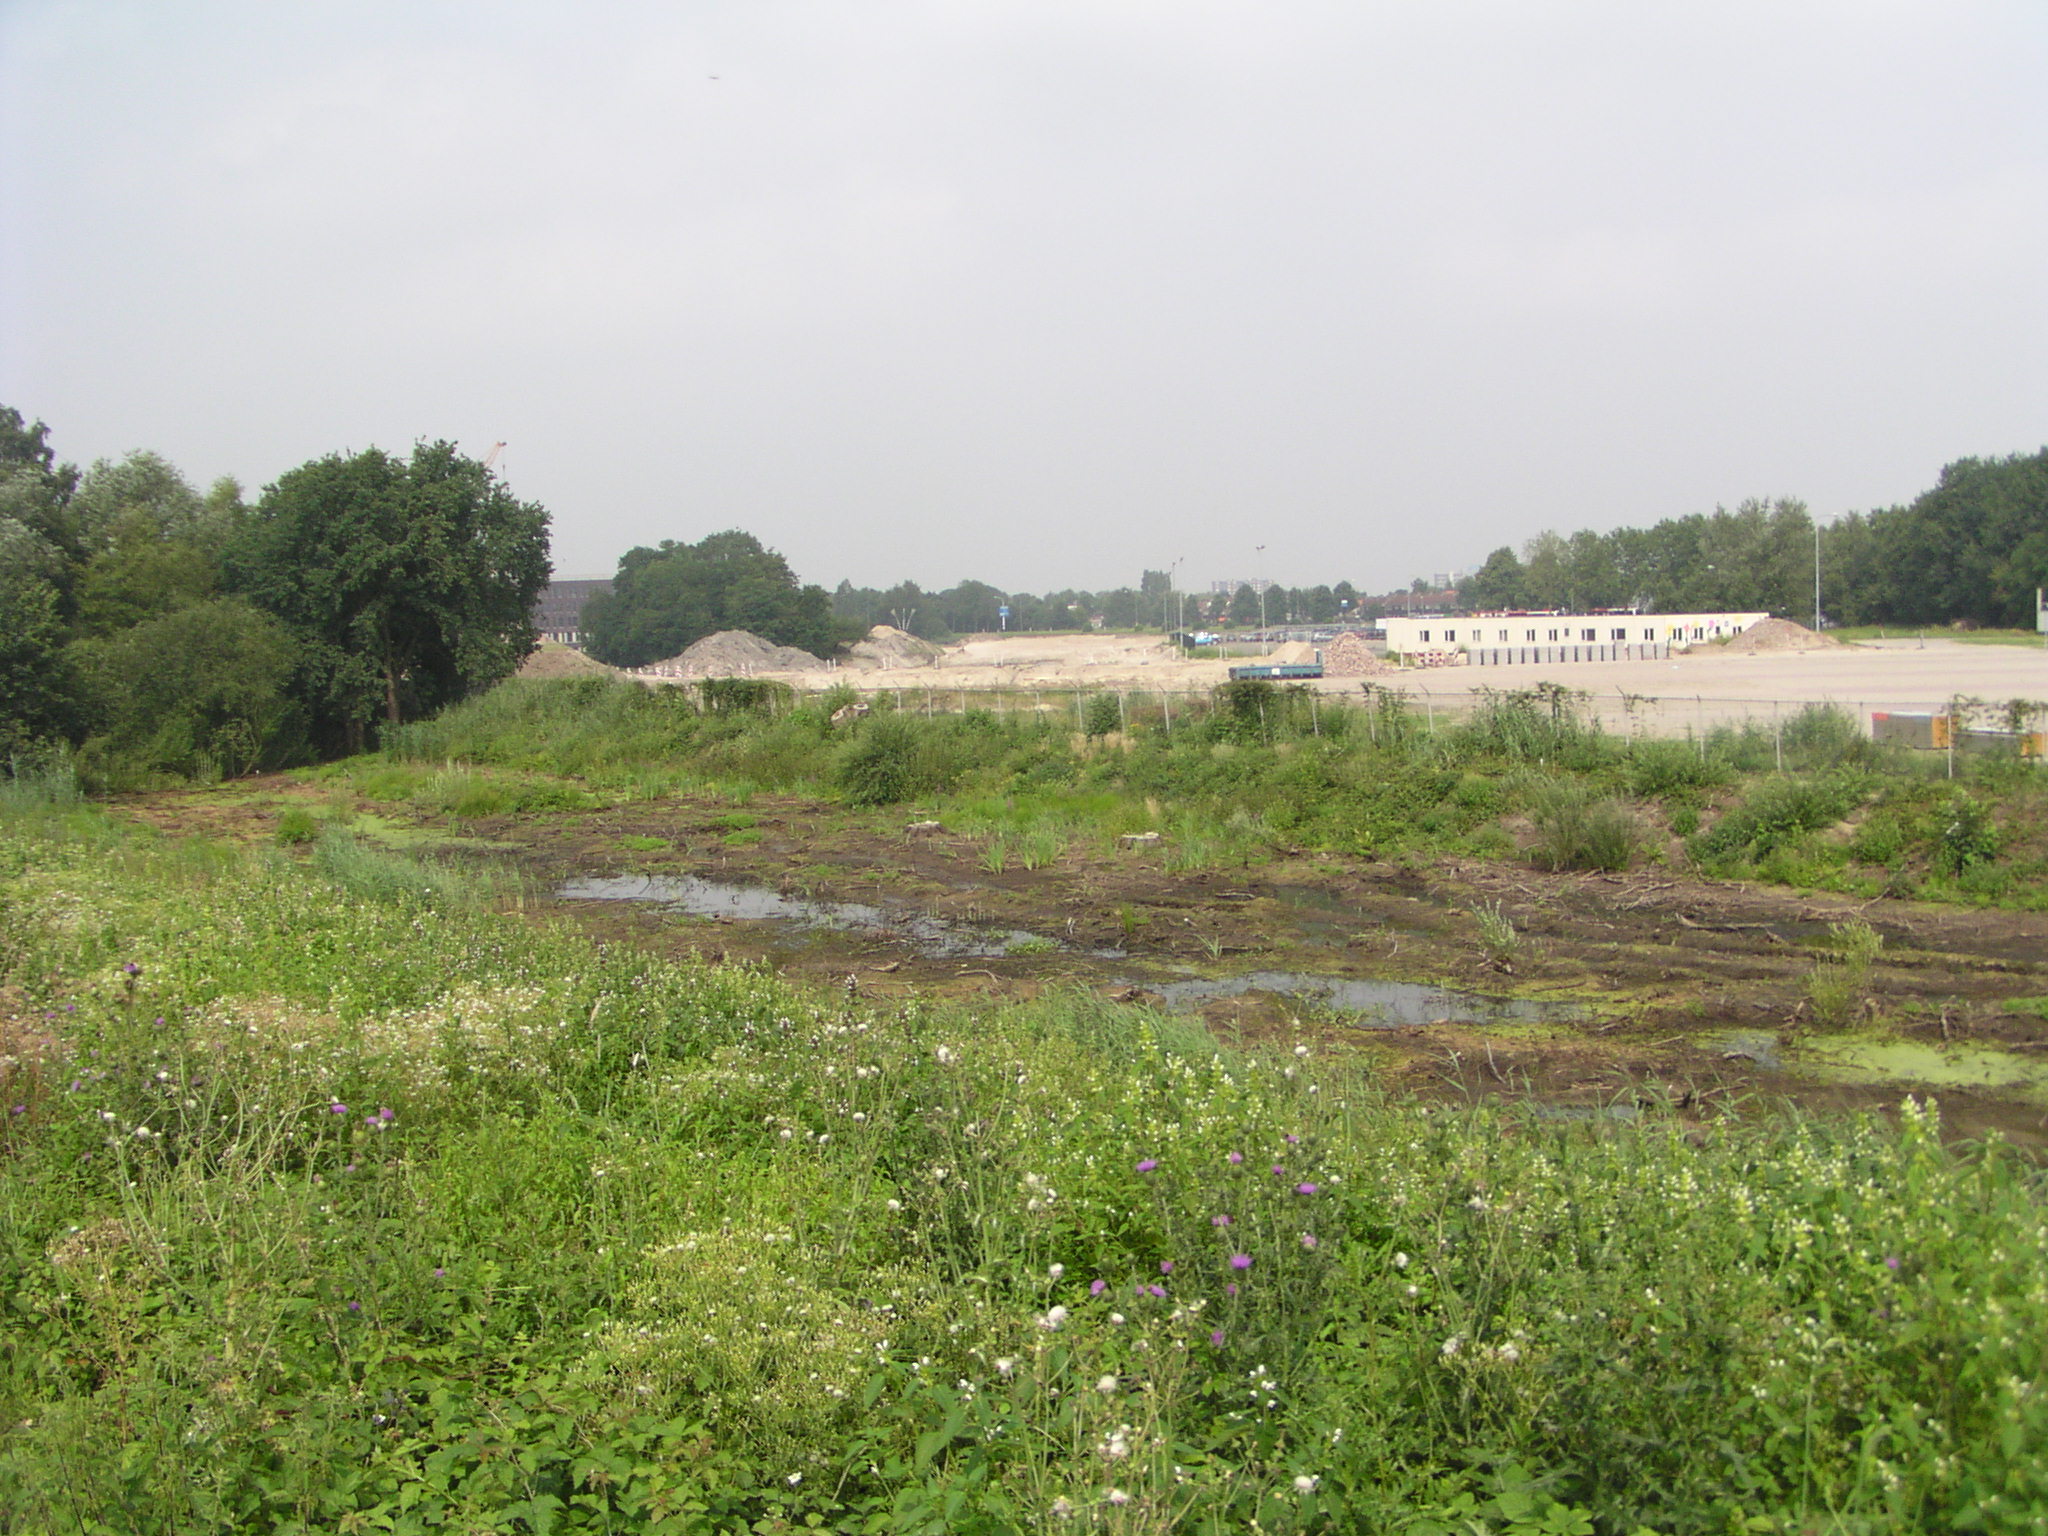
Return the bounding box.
[2,810,2047,1530]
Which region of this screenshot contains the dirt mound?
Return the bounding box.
[518,643,619,679]
[1322,633,1395,677]
[654,630,829,677]
[1715,617,1841,654]
[1266,641,1318,665]
[848,624,945,670]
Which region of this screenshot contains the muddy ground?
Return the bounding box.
[115,779,2048,1150]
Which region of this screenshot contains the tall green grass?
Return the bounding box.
[4,806,2048,1532]
[366,678,2045,903]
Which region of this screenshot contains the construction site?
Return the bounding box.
[521,619,2048,742]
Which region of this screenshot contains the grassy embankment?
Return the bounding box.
[350,675,2048,908]
[3,783,2048,1533]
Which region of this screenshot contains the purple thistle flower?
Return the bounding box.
[1284,1134,1300,1144]
[347,1300,361,1312]
[1091,1279,1107,1296]
[1226,1151,1244,1165]
[1272,1164,1286,1176]
[1136,1158,1157,1173]
[329,1102,348,1115]
[122,963,140,976]
[1146,1284,1167,1299]
[1884,1255,1901,1272]
[1210,1329,1225,1347]
[1229,1253,1252,1270]
[1159,1260,1174,1275]
[1295,1182,1320,1196]
[433,1267,445,1278]
[1212,1214,1232,1227]
[1225,1282,1239,1296]
[379,1107,396,1122]
[1300,1233,1320,1250]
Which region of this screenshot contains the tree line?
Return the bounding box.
[582,552,1401,668]
[0,406,550,779]
[824,573,1388,644]
[1459,450,2048,628]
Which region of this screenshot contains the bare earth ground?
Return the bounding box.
[664,631,2048,736]
[114,777,2048,1152]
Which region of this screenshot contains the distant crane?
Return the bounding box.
[482,441,506,469]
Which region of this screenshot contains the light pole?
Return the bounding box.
[1167,556,1183,653]
[1813,516,1823,633]
[1255,544,1268,654]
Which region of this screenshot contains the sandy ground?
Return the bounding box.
[584,624,2045,736]
[1362,639,2048,732]
[756,631,2045,734]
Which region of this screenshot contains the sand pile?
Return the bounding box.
[517,642,619,679]
[1322,632,1394,677]
[655,630,828,677]
[848,624,945,670]
[1713,617,1841,654]
[1266,640,1318,665]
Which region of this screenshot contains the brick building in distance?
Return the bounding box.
[532,579,611,649]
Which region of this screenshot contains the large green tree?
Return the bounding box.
[1460,547,1529,610]
[583,531,835,667]
[1855,451,2048,627]
[0,569,78,756]
[227,442,550,753]
[71,598,301,777]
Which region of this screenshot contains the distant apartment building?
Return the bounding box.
[532,578,612,648]
[1382,610,1770,665]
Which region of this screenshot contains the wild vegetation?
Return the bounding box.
[3,789,2047,1534]
[378,675,2048,910]
[0,406,550,780]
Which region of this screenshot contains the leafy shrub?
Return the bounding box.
[836,717,928,807]
[697,676,794,715]
[1082,692,1123,738]
[1937,791,1999,875]
[1524,779,1635,871]
[275,806,319,845]
[1455,683,1608,766]
[1779,704,1878,772]
[1690,773,1867,866]
[1626,736,1729,799]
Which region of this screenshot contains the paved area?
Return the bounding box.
[1327,639,2048,732]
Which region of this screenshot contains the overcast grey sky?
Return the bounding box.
[4,2,2044,593]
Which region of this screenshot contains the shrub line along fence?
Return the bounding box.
[649,676,2044,758]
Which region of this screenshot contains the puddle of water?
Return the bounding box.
[1801,1037,2048,1101]
[555,874,1064,959]
[1145,971,1586,1029]
[1703,1029,2048,1102]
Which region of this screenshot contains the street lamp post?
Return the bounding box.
[1167,556,1183,653]
[1255,544,1268,654]
[1813,517,1823,633]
